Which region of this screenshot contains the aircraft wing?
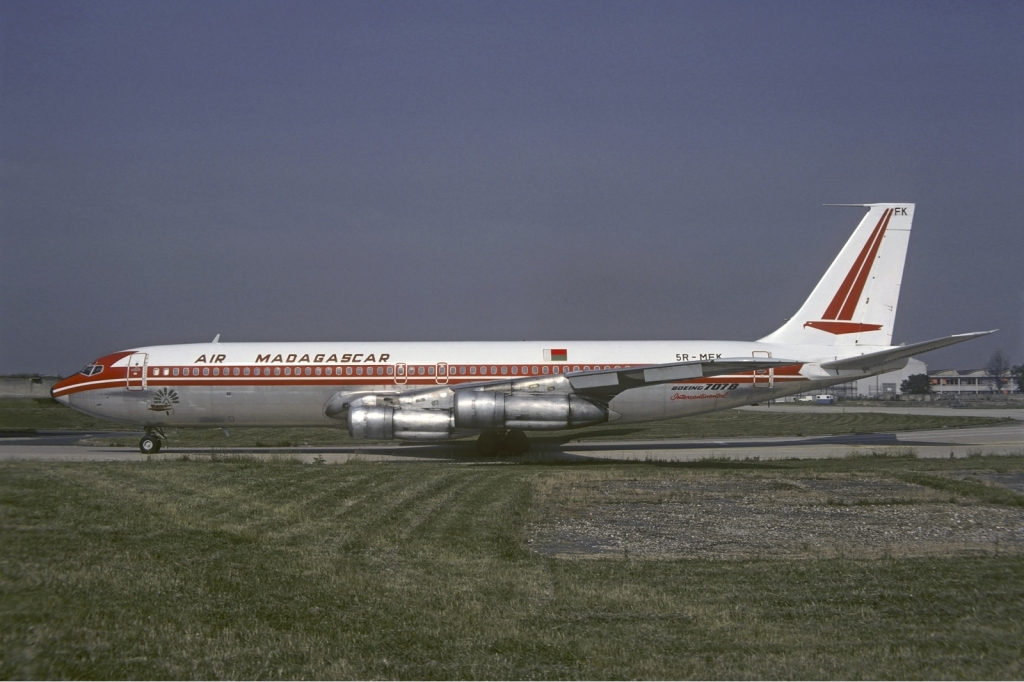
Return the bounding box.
[443,357,799,399]
[819,330,997,372]
[564,357,800,397]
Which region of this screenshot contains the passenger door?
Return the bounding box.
[126,353,148,390]
[752,350,773,388]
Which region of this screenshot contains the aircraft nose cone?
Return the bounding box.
[51,378,73,406]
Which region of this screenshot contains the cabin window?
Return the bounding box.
[387,366,394,375]
[542,366,549,374]
[242,367,250,376]
[480,366,487,375]
[214,368,221,376]
[233,367,240,376]
[377,366,384,375]
[201,367,208,376]
[315,367,322,376]
[356,367,363,375]
[490,366,497,375]
[416,366,423,375]
[172,368,179,376]
[304,367,311,376]
[470,366,477,375]
[274,368,281,376]
[346,367,352,375]
[459,366,466,375]
[532,366,538,374]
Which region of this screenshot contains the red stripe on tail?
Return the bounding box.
[820,209,892,320]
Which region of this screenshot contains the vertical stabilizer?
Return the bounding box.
[758,203,914,347]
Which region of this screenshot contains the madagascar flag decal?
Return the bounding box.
[544,349,568,362]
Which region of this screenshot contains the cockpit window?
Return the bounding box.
[80,364,104,376]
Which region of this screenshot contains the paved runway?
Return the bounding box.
[2,416,1020,464]
[739,404,1024,420]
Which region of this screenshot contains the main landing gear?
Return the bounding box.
[475,429,531,456]
[139,428,166,454]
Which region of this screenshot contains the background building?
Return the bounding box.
[0,375,59,398]
[929,369,1020,395]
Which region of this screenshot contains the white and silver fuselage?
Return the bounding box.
[51,339,883,429]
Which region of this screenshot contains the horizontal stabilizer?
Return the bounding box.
[567,357,799,396]
[819,330,997,371]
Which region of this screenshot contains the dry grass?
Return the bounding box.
[528,469,1024,560]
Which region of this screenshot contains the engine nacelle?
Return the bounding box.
[348,406,454,440]
[453,391,607,430]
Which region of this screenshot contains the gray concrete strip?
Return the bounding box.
[740,405,1024,420]
[1,423,1020,463]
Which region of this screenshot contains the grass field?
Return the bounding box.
[0,398,131,432]
[2,455,1023,679]
[0,397,1011,449]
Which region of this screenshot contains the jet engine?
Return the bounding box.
[348,405,455,440]
[453,391,607,430]
[340,388,607,441]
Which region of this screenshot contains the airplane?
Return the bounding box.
[51,203,994,455]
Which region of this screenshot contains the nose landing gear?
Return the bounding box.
[475,429,530,456]
[138,428,166,454]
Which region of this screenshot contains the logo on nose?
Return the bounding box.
[149,388,179,412]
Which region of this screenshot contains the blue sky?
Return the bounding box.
[2,0,1021,374]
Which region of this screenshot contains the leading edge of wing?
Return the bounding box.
[819,330,997,372]
[565,357,801,396]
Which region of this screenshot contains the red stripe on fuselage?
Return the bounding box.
[53,362,809,396]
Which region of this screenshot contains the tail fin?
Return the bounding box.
[759,203,914,347]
